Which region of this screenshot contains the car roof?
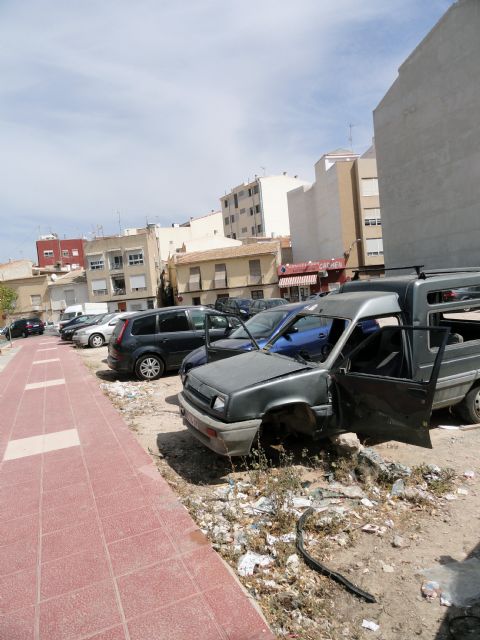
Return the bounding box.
[123,305,217,319]
[303,290,401,320]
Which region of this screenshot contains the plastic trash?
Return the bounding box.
[362,619,380,631]
[391,479,405,497]
[237,551,273,576]
[421,557,480,606]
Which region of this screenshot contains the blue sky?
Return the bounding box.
[0,0,452,263]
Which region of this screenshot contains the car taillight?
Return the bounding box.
[116,319,129,345]
[26,323,32,328]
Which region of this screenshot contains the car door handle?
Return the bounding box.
[159,338,169,343]
[318,332,326,338]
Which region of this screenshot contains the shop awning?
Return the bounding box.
[278,274,318,287]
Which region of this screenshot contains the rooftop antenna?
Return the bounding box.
[117,211,122,235]
[260,166,266,176]
[348,123,355,151]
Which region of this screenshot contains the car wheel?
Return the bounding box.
[456,385,480,424]
[135,354,165,381]
[22,330,28,338]
[39,331,44,335]
[88,333,104,348]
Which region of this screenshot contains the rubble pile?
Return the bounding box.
[100,380,158,417]
[183,458,460,639]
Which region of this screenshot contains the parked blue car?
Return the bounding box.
[179,302,379,381]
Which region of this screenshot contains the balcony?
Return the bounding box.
[113,288,126,296]
[109,262,124,271]
[92,290,108,296]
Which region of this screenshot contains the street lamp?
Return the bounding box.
[343,238,362,263]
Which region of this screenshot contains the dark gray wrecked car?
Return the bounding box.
[179,270,480,456]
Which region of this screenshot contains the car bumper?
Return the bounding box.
[107,353,132,373]
[178,391,261,457]
[72,335,89,347]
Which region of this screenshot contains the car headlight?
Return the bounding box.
[76,330,86,336]
[212,394,227,412]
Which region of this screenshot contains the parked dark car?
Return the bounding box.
[214,298,253,319]
[59,314,102,338]
[180,302,379,381]
[60,313,113,341]
[2,317,44,339]
[107,306,240,380]
[248,298,287,316]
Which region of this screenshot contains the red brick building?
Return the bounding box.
[36,235,85,270]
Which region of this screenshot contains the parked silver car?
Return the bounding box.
[72,312,135,348]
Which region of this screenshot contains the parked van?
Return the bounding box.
[179,269,480,457]
[58,303,108,330]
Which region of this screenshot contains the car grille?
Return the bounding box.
[184,377,217,408]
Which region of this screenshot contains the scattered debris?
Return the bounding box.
[421,557,480,607]
[362,619,380,632]
[358,448,412,481]
[362,524,387,536]
[422,580,441,600]
[457,487,469,496]
[392,535,405,548]
[237,551,273,576]
[463,470,475,479]
[391,478,406,497]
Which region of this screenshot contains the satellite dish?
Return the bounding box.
[51,274,58,281]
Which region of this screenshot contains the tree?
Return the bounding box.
[0,283,17,317]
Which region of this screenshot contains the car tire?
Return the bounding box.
[39,331,44,335]
[135,354,165,381]
[455,385,480,424]
[88,333,104,348]
[22,330,28,338]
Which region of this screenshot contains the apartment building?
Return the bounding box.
[36,234,85,270]
[2,274,51,321]
[48,270,89,321]
[84,227,159,312]
[220,174,309,240]
[287,148,383,274]
[174,241,282,306]
[374,0,480,269]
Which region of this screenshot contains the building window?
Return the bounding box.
[255,204,260,213]
[232,232,236,239]
[43,250,54,258]
[129,274,146,292]
[71,263,79,270]
[214,264,227,288]
[127,252,144,266]
[110,255,123,270]
[251,226,255,235]
[111,276,126,295]
[224,199,229,208]
[238,190,245,198]
[251,290,264,300]
[253,185,259,194]
[364,208,382,226]
[230,214,235,223]
[224,216,230,226]
[366,238,384,256]
[64,289,76,305]
[248,188,252,197]
[30,294,41,305]
[233,193,238,208]
[361,178,379,197]
[92,279,108,296]
[188,266,201,291]
[249,259,261,284]
[88,257,104,270]
[257,224,262,233]
[240,208,245,214]
[72,249,79,257]
[192,297,201,305]
[241,227,247,234]
[249,207,254,216]
[62,249,69,257]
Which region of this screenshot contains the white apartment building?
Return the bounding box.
[220,174,309,240]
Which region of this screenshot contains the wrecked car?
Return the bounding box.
[179,270,480,456]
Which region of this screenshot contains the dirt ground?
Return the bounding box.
[78,344,480,640]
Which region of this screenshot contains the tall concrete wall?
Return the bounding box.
[374,0,480,269]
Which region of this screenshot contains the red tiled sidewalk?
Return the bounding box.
[0,337,274,640]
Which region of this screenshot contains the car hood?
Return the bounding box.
[186,350,311,395]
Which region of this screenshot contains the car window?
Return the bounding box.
[189,309,207,329]
[208,314,229,329]
[131,315,157,336]
[230,309,290,339]
[159,311,190,332]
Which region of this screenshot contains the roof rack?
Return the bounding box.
[417,267,480,280]
[351,265,423,281]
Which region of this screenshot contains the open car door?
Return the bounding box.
[204,313,260,364]
[331,325,448,448]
